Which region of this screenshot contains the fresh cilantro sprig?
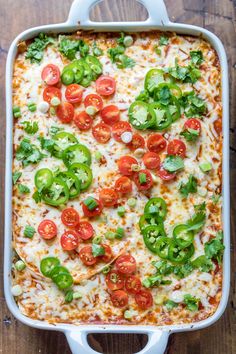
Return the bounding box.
[190,50,204,66]
[204,231,225,263]
[179,174,198,198]
[22,121,39,135]
[59,38,89,60]
[16,138,45,166]
[168,60,201,84]
[184,294,199,311]
[25,33,54,63]
[107,32,135,69]
[179,91,206,118]
[163,155,184,173]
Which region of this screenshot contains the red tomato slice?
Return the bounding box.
[114,176,132,194]
[133,169,153,191]
[157,166,176,181]
[75,221,94,240]
[84,94,103,112]
[96,75,116,96]
[147,134,167,153]
[74,111,93,131]
[184,118,201,133]
[99,188,119,207]
[127,133,145,151]
[43,86,62,104]
[115,255,136,274]
[100,244,113,263]
[101,105,120,125]
[106,270,124,291]
[38,219,57,240]
[117,156,138,176]
[135,289,153,309]
[79,245,97,266]
[65,84,83,104]
[82,198,103,218]
[56,102,74,123]
[61,208,80,228]
[110,290,128,308]
[143,152,161,170]
[60,230,79,251]
[125,276,142,294]
[167,139,186,158]
[92,122,111,143]
[41,64,60,86]
[112,121,132,142]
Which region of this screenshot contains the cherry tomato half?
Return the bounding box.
[143,152,160,170]
[106,270,124,291]
[75,221,94,240]
[184,118,201,133]
[61,208,80,228]
[79,245,97,266]
[82,198,103,217]
[38,219,57,240]
[96,75,116,96]
[115,254,136,274]
[56,102,74,123]
[92,122,111,143]
[147,134,167,153]
[101,105,120,125]
[125,275,142,294]
[167,139,186,158]
[41,64,60,86]
[135,289,153,309]
[133,169,153,191]
[110,290,128,308]
[74,111,93,131]
[60,230,79,251]
[43,86,62,104]
[157,166,176,181]
[100,244,113,263]
[112,121,132,142]
[65,84,83,104]
[114,176,132,194]
[127,133,145,151]
[84,94,103,112]
[117,156,138,176]
[99,188,118,207]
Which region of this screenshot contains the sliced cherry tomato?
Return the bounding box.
[79,245,97,266]
[135,289,153,309]
[157,166,176,181]
[75,221,94,240]
[61,208,80,228]
[41,64,60,86]
[117,156,138,176]
[38,219,57,240]
[167,139,186,158]
[60,230,79,251]
[84,94,103,112]
[184,118,201,133]
[127,133,145,151]
[92,122,111,143]
[114,176,132,194]
[82,198,103,217]
[100,244,113,263]
[112,121,132,142]
[99,188,118,207]
[96,75,116,96]
[101,105,120,125]
[43,86,62,104]
[115,255,136,274]
[133,169,153,191]
[74,111,93,131]
[65,84,83,104]
[106,270,124,291]
[147,134,167,153]
[56,102,74,123]
[110,290,128,308]
[125,276,142,294]
[143,152,161,170]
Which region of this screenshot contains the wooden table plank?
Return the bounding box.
[0,0,235,353]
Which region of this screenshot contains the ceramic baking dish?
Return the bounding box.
[4,0,230,353]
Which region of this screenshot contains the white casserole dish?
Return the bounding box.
[4,1,230,353]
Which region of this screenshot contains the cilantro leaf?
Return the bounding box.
[190,50,204,66]
[192,255,213,272]
[184,294,199,311]
[25,33,54,63]
[159,36,169,46]
[59,38,89,60]
[49,126,64,135]
[18,184,30,194]
[165,300,178,311]
[32,191,42,203]
[136,90,150,102]
[163,155,184,172]
[116,54,136,69]
[92,41,103,57]
[179,91,206,118]
[117,32,125,45]
[179,175,198,198]
[107,45,125,62]
[22,121,39,135]
[180,128,199,142]
[92,244,105,257]
[12,171,22,185]
[186,211,206,232]
[211,194,221,204]
[142,274,171,288]
[173,262,194,279]
[194,202,206,212]
[204,231,225,263]
[38,137,56,156]
[16,138,45,166]
[155,85,171,106]
[168,62,201,84]
[151,260,173,276]
[24,225,36,238]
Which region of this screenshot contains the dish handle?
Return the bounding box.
[65,329,169,354]
[67,0,170,26]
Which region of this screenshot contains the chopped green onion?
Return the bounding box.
[115,227,125,239]
[13,106,21,118]
[84,197,98,211]
[139,172,147,184]
[154,294,166,305]
[15,260,26,271]
[127,198,136,208]
[102,265,111,274]
[124,310,133,319]
[13,106,20,113]
[92,236,102,244]
[199,162,212,173]
[73,291,82,299]
[27,103,37,112]
[85,106,97,116]
[65,290,74,303]
[117,206,125,217]
[165,300,178,311]
[24,225,36,238]
[105,231,116,240]
[123,36,133,47]
[49,107,56,115]
[94,151,102,162]
[50,97,61,106]
[142,278,151,288]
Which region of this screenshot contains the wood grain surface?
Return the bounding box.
[0,0,235,353]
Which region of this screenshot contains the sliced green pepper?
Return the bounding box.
[173,224,194,249]
[156,83,182,99]
[61,69,74,85]
[40,257,60,277]
[143,225,166,253]
[156,237,172,259]
[168,241,195,264]
[144,69,164,93]
[129,101,156,130]
[50,265,70,282]
[41,177,69,206]
[85,55,103,78]
[144,197,167,219]
[62,144,91,167]
[78,59,93,87]
[57,171,80,199]
[149,102,172,130]
[69,163,93,191]
[62,60,84,84]
[34,168,53,192]
[53,132,78,159]
[54,272,73,290]
[139,213,164,233]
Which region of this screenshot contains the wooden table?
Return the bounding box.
[0,0,235,353]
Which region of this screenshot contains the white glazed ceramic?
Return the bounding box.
[4,1,230,353]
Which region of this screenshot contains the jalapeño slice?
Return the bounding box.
[143,225,166,253]
[69,163,93,191]
[40,257,60,277]
[35,168,53,192]
[54,272,73,290]
[129,101,156,130]
[168,241,195,264]
[53,132,78,159]
[41,177,69,206]
[144,197,167,219]
[57,171,80,199]
[173,224,194,249]
[62,144,91,167]
[149,102,172,130]
[139,213,164,233]
[156,237,172,260]
[144,69,164,93]
[85,55,103,78]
